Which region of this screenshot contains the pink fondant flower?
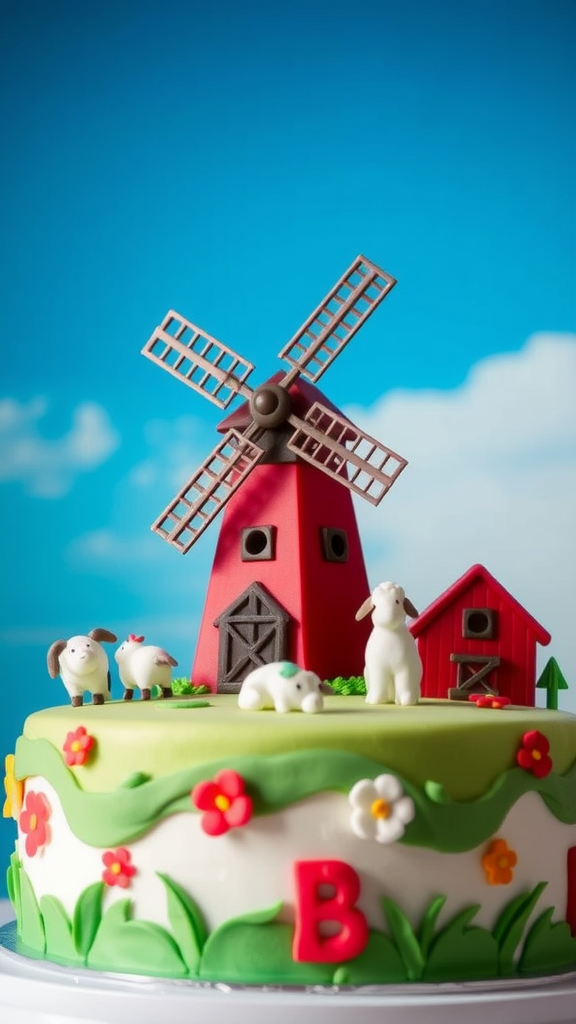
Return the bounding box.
[102,847,137,888]
[469,694,511,710]
[517,730,553,778]
[191,769,253,836]
[62,726,95,767]
[19,790,51,857]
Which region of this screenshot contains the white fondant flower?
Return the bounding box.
[348,774,415,844]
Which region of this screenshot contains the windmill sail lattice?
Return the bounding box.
[143,255,406,553]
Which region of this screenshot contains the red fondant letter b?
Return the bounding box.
[293,859,369,963]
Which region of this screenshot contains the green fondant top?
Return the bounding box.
[18,696,576,800]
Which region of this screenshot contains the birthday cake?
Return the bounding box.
[4,257,575,986]
[4,692,576,984]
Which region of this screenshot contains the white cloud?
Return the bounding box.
[345,332,576,712]
[0,398,119,497]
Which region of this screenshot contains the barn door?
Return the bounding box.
[448,654,501,700]
[215,582,290,692]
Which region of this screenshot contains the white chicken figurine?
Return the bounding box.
[114,634,177,700]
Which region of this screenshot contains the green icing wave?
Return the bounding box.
[15,735,576,853]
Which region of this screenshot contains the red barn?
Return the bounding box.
[410,564,551,705]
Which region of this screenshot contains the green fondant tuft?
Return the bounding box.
[73,881,104,958]
[328,676,366,696]
[157,873,208,975]
[381,897,425,980]
[519,908,576,975]
[337,929,407,984]
[120,771,151,788]
[423,905,499,982]
[493,882,547,976]
[87,898,186,978]
[39,895,76,962]
[417,894,447,960]
[19,867,46,953]
[7,850,21,921]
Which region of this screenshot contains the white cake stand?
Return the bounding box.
[2,920,576,1024]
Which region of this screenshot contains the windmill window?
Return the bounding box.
[462,608,496,640]
[320,527,349,563]
[241,526,276,562]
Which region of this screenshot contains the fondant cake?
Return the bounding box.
[3,256,575,989]
[4,694,576,984]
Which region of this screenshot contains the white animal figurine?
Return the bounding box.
[47,628,118,707]
[238,661,333,714]
[356,583,422,706]
[115,634,177,700]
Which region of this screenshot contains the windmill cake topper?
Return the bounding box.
[143,255,408,691]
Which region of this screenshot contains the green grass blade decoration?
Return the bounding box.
[39,895,76,962]
[519,907,576,975]
[6,851,22,924]
[73,881,104,959]
[157,873,208,975]
[335,929,408,985]
[381,897,424,980]
[87,898,186,977]
[424,905,499,982]
[494,882,547,976]
[418,894,447,961]
[18,867,46,953]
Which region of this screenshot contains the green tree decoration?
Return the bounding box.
[536,657,569,711]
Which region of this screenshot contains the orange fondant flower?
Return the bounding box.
[3,754,24,820]
[19,790,51,857]
[62,726,95,767]
[482,838,518,884]
[469,694,511,710]
[517,730,553,778]
[191,769,253,836]
[102,847,137,888]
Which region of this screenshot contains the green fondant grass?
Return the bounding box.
[8,862,576,984]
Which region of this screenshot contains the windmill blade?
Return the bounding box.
[278,256,396,386]
[286,402,407,505]
[142,310,255,410]
[151,429,265,553]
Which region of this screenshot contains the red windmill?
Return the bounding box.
[142,256,407,691]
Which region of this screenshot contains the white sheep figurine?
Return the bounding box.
[238,661,333,714]
[356,583,422,706]
[47,628,118,707]
[114,634,178,700]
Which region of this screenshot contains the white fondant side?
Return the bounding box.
[16,777,576,948]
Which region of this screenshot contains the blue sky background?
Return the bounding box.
[1,0,575,894]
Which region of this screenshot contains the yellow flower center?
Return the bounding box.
[215,794,231,812]
[111,862,121,875]
[532,750,542,761]
[71,741,82,753]
[371,798,391,819]
[29,813,37,831]
[498,856,509,869]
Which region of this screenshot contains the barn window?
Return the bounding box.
[462,607,496,639]
[320,527,349,563]
[241,526,276,562]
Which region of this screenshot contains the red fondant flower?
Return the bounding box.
[62,726,95,767]
[191,769,253,836]
[102,847,137,888]
[469,694,511,710]
[19,790,51,857]
[517,730,553,778]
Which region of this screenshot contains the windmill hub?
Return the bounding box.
[250,383,292,429]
